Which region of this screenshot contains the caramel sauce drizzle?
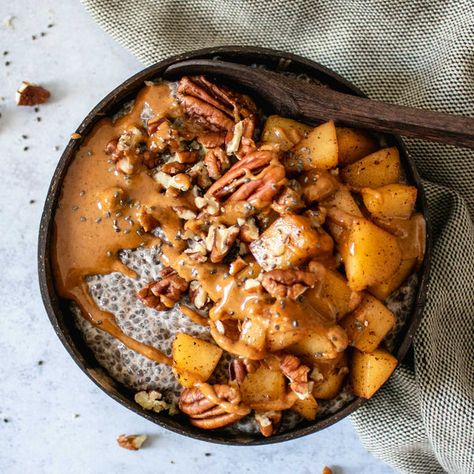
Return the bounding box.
[53,83,186,366]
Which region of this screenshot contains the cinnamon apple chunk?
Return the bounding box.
[172,333,223,388]
[285,120,338,171]
[341,294,396,352]
[250,214,333,271]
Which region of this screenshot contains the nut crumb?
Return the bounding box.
[16,81,50,106]
[70,133,82,140]
[322,467,333,474]
[117,434,147,451]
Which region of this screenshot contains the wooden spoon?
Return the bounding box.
[165,59,474,149]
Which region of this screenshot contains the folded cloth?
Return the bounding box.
[81,1,474,472]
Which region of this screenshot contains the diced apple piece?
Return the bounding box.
[240,364,287,410]
[375,213,426,264]
[323,186,363,217]
[292,394,318,420]
[286,120,338,171]
[250,214,333,271]
[341,147,400,188]
[172,333,223,388]
[351,348,398,398]
[304,266,361,321]
[361,184,417,219]
[311,352,349,400]
[336,127,379,165]
[368,258,416,300]
[341,294,396,352]
[343,218,402,291]
[262,115,312,151]
[290,330,340,361]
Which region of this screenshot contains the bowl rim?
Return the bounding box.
[38,45,432,446]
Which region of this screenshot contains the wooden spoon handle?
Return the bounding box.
[165,60,474,149]
[292,85,474,149]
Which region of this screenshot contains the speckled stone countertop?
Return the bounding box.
[0,2,396,473]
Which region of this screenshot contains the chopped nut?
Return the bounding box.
[206,224,240,263]
[255,411,282,437]
[70,133,81,140]
[204,147,230,180]
[16,81,50,106]
[174,150,199,164]
[116,434,147,451]
[97,187,126,213]
[229,256,248,275]
[161,161,188,175]
[135,390,178,415]
[228,358,248,383]
[173,206,197,220]
[136,209,159,232]
[137,267,188,311]
[322,467,333,474]
[272,184,305,214]
[239,217,259,243]
[154,171,192,192]
[189,280,209,309]
[261,269,319,300]
[280,354,313,399]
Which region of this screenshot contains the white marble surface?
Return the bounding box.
[0,2,396,473]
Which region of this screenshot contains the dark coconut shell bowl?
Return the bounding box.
[38,46,431,445]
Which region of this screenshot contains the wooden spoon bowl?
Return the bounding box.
[38,46,431,445]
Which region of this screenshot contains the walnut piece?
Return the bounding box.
[179,384,248,429]
[16,81,50,106]
[280,354,313,399]
[137,267,188,311]
[116,434,147,451]
[261,269,318,300]
[255,411,282,437]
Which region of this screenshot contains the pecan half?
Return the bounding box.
[261,269,318,300]
[177,76,255,132]
[204,147,230,180]
[137,267,188,311]
[280,354,313,399]
[255,411,282,437]
[179,384,247,429]
[206,150,285,204]
[16,81,50,106]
